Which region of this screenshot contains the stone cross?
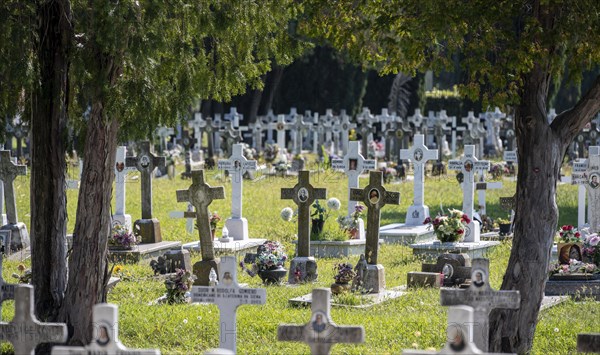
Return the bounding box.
[0,150,26,225]
[169,203,196,234]
[349,171,400,266]
[440,259,520,352]
[339,110,356,154]
[1,285,67,355]
[176,170,225,261]
[113,146,134,232]
[281,171,327,258]
[218,144,257,240]
[188,113,206,150]
[311,113,320,154]
[277,288,364,355]
[573,146,600,232]
[378,109,397,160]
[191,256,266,354]
[400,134,438,225]
[202,116,217,159]
[409,109,425,134]
[249,121,264,151]
[448,145,490,242]
[220,120,248,157]
[51,303,159,355]
[125,142,166,220]
[212,114,224,156]
[476,175,503,216]
[271,115,290,151]
[180,129,194,178]
[449,115,465,158]
[155,126,174,152]
[461,111,478,146]
[433,110,450,153]
[290,113,312,155]
[425,111,437,148]
[357,108,375,158]
[261,109,278,145]
[5,121,29,159]
[578,333,600,353]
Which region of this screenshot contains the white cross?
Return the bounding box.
[169,203,196,234]
[331,141,376,221]
[357,108,376,155]
[188,113,206,150]
[269,115,290,151]
[322,109,337,153]
[311,113,320,154]
[2,285,67,355]
[191,256,266,354]
[218,144,257,240]
[261,109,278,145]
[400,134,438,225]
[113,146,134,232]
[155,126,174,152]
[573,146,600,232]
[290,113,312,155]
[249,121,264,151]
[51,303,159,354]
[476,175,503,216]
[448,145,490,242]
[448,115,465,158]
[339,110,357,154]
[277,288,364,355]
[224,107,242,127]
[409,109,425,134]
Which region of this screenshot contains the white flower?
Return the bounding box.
[327,198,341,211]
[554,328,559,333]
[280,207,294,222]
[183,319,188,324]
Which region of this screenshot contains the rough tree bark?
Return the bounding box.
[31,0,71,321]
[489,70,600,353]
[60,54,120,345]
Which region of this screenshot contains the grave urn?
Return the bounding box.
[498,223,512,236]
[330,282,351,295]
[311,219,324,236]
[258,266,287,285]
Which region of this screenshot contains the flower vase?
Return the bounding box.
[348,228,359,240]
[557,242,584,264]
[311,219,324,236]
[211,229,216,239]
[258,266,287,284]
[330,282,351,295]
[498,223,512,236]
[167,164,175,180]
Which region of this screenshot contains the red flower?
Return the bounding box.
[567,225,573,231]
[575,232,581,238]
[457,229,464,235]
[423,217,431,225]
[461,214,471,224]
[562,226,568,231]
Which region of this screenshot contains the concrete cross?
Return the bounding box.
[357,108,376,158]
[113,146,134,232]
[321,109,337,154]
[261,109,278,145]
[349,171,400,266]
[461,111,479,146]
[440,259,520,352]
[212,114,224,156]
[125,142,166,220]
[0,150,26,225]
[409,109,426,134]
[281,171,327,258]
[448,145,490,242]
[573,146,600,232]
[290,113,312,155]
[220,119,248,155]
[155,126,174,152]
[249,120,264,151]
[51,303,159,355]
[191,256,266,353]
[449,115,465,158]
[169,203,196,234]
[400,134,438,225]
[5,121,29,159]
[425,111,438,148]
[176,170,225,261]
[332,142,376,219]
[339,110,357,154]
[188,112,206,150]
[312,113,321,154]
[218,144,257,240]
[277,288,364,355]
[378,109,398,160]
[224,107,242,126]
[1,285,67,355]
[476,175,503,216]
[270,115,290,151]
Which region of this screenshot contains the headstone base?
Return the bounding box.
[193,258,221,286]
[409,241,501,261]
[407,272,442,288]
[545,278,600,300]
[405,205,430,226]
[1,222,29,251]
[224,217,249,241]
[463,219,481,243]
[134,218,162,244]
[378,223,436,245]
[108,241,181,263]
[165,249,192,271]
[112,214,132,233]
[182,238,266,256]
[364,264,385,294]
[293,239,379,258]
[288,256,318,284]
[289,286,407,309]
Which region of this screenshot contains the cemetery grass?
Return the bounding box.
[1,164,593,354]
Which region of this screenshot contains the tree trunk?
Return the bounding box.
[31,0,71,322]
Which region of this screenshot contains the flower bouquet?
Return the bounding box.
[331,262,356,294]
[557,225,584,265]
[109,224,139,249]
[164,268,196,304]
[209,211,221,238]
[240,241,288,284]
[337,204,365,239]
[423,209,471,243]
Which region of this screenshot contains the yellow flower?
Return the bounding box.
[114,265,124,273]
[17,264,26,272]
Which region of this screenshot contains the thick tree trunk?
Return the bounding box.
[31,0,71,321]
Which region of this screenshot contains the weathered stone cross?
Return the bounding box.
[218,144,257,240]
[190,256,266,354]
[0,150,26,225]
[125,141,166,221]
[339,110,357,154]
[113,146,134,232]
[278,288,364,355]
[0,285,67,355]
[176,170,225,262]
[440,259,520,352]
[290,112,312,155]
[400,134,438,225]
[188,112,206,150]
[155,126,174,152]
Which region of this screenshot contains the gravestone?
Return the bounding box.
[249,120,265,152]
[409,109,426,134]
[578,333,600,353]
[572,146,600,232]
[357,108,376,158]
[181,129,194,178]
[189,113,206,150]
[449,115,465,158]
[421,253,471,287]
[125,141,166,244]
[278,288,364,355]
[448,145,490,242]
[349,171,400,293]
[0,150,29,250]
[176,170,225,285]
[191,256,266,354]
[290,113,311,155]
[1,285,67,355]
[400,134,438,225]
[220,111,248,157]
[331,141,376,240]
[440,259,520,352]
[155,126,174,152]
[218,144,258,240]
[51,303,159,354]
[499,194,516,225]
[322,109,337,155]
[281,171,326,283]
[270,115,290,151]
[434,110,451,154]
[113,146,134,232]
[261,109,278,145]
[476,175,502,216]
[311,112,320,154]
[169,202,196,234]
[339,110,357,155]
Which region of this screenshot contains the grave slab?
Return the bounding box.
[545,276,600,300]
[108,241,182,263]
[293,237,383,258]
[378,223,436,245]
[410,240,500,261]
[182,238,267,256]
[289,286,407,309]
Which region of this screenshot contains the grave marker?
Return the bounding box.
[349,171,400,292]
[155,126,174,152]
[1,285,67,355]
[191,256,266,353]
[290,112,311,155]
[573,146,600,232]
[400,134,438,225]
[449,115,465,158]
[0,150,28,250]
[281,171,326,283]
[278,288,364,355]
[270,115,290,151]
[125,142,166,243]
[476,175,503,216]
[169,203,196,234]
[113,146,134,232]
[357,108,376,158]
[440,259,520,352]
[189,113,206,150]
[218,144,257,240]
[51,303,159,354]
[339,110,357,155]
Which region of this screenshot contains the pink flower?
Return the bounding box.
[589,236,600,246]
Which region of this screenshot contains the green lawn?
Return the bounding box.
[1,157,594,354]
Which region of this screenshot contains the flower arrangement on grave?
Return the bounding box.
[209,211,221,237]
[11,264,31,284]
[583,230,600,265]
[108,224,139,249]
[423,209,471,243]
[333,263,356,284]
[337,204,365,239]
[164,268,196,304]
[368,140,384,159]
[558,225,582,243]
[162,149,181,167]
[549,259,600,276]
[240,241,288,284]
[311,198,341,236]
[380,166,397,183]
[263,144,279,164]
[489,163,506,179]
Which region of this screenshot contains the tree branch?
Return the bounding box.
[551,75,600,144]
